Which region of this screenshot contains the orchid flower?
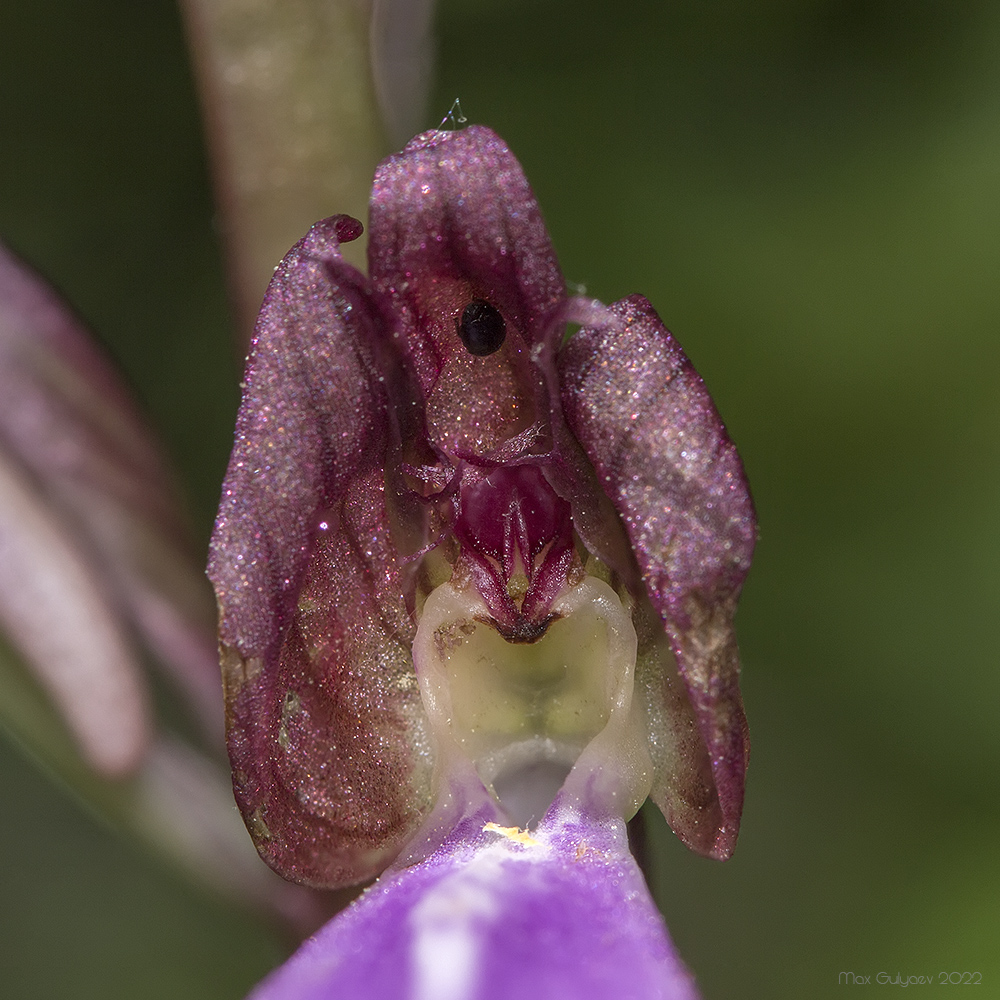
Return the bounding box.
[209,124,756,998]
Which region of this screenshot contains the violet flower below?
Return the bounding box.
[249,794,698,1000]
[209,125,756,997]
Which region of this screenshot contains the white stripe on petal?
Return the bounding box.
[409,837,538,1000]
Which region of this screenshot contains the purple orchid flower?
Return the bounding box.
[209,124,755,997]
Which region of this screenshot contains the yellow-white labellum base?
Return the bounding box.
[411,575,653,835]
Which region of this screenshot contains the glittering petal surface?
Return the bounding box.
[368,126,565,394]
[558,295,756,859]
[248,796,699,1000]
[208,216,433,887]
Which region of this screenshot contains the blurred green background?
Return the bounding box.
[1,1,998,997]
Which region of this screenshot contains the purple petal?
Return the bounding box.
[558,295,756,859]
[249,796,700,1000]
[208,216,434,887]
[368,125,566,394]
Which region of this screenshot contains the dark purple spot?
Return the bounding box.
[458,299,506,356]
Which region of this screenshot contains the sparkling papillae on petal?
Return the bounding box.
[208,217,433,886]
[248,797,699,1000]
[210,216,376,653]
[368,125,565,394]
[558,294,755,859]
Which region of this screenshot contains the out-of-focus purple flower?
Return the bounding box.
[250,794,698,1000]
[209,124,755,994]
[0,240,332,923]
[0,241,219,774]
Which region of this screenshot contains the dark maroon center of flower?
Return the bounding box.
[458,299,506,356]
[454,464,575,642]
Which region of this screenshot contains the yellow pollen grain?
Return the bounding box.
[483,822,540,846]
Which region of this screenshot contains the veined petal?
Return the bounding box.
[0,241,328,917]
[558,295,756,859]
[208,216,434,887]
[248,796,699,1000]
